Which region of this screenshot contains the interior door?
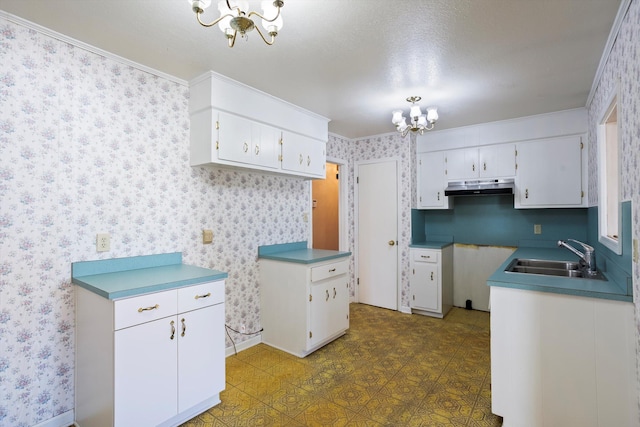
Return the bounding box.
[357,160,398,310]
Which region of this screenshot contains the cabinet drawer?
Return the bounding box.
[311,260,348,282]
[178,280,225,313]
[114,290,178,330]
[413,250,439,263]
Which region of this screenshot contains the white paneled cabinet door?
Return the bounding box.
[515,135,583,208]
[252,122,280,169]
[445,148,478,180]
[417,152,449,209]
[217,111,253,164]
[178,304,225,413]
[309,282,331,348]
[281,131,326,178]
[327,277,349,338]
[114,317,178,426]
[479,144,516,178]
[411,261,439,312]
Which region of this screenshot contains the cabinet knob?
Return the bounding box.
[170,320,175,340]
[307,156,311,166]
[430,272,434,280]
[525,188,529,199]
[299,154,303,165]
[437,192,440,201]
[326,289,330,301]
[483,162,487,171]
[255,145,260,155]
[333,287,337,299]
[243,142,249,153]
[388,240,395,246]
[181,318,186,337]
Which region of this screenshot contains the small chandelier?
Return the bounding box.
[189,0,284,48]
[391,96,438,137]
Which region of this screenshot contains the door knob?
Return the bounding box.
[388,240,395,246]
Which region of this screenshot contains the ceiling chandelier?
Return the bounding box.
[189,0,284,47]
[391,96,439,137]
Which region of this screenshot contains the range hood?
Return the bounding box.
[444,178,514,197]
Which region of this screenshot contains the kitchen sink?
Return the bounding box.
[505,258,607,280]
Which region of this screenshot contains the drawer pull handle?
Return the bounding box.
[170,320,175,340]
[326,289,330,301]
[329,268,336,272]
[195,292,211,300]
[181,318,186,337]
[138,304,159,313]
[421,255,430,259]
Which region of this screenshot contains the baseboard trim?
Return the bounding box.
[32,410,75,427]
[225,335,262,357]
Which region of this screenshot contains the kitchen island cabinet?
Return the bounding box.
[72,253,227,427]
[258,242,351,357]
[488,248,637,427]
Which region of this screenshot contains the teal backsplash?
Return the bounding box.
[413,195,588,247]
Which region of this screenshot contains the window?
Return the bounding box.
[597,91,621,254]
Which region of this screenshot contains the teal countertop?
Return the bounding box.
[488,247,632,302]
[72,253,228,300]
[258,241,351,264]
[410,241,454,249]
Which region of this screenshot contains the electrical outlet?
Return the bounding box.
[96,233,110,252]
[534,224,542,235]
[240,324,246,333]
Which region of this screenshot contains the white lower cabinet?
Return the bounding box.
[490,287,638,427]
[409,246,453,318]
[260,257,349,357]
[76,280,225,427]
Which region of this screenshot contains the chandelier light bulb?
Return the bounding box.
[410,104,422,119]
[391,110,404,125]
[427,108,439,122]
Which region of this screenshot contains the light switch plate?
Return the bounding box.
[534,224,542,235]
[633,238,638,263]
[203,229,213,244]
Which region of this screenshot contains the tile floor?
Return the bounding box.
[180,303,502,426]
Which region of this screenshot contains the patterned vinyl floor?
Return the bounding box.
[180,303,503,426]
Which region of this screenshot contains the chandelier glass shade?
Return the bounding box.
[391,96,438,137]
[189,0,284,47]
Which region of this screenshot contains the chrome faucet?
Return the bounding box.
[557,239,597,274]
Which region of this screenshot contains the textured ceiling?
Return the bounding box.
[0,0,622,138]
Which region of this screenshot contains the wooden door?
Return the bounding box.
[312,163,339,250]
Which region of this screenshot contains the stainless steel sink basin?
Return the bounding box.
[505,258,606,280]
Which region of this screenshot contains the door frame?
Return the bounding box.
[308,156,348,252]
[354,157,402,310]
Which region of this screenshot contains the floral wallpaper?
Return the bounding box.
[586,0,640,413]
[0,17,309,426]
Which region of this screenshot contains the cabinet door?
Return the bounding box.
[309,282,330,348]
[417,152,448,209]
[411,262,440,312]
[445,148,478,180]
[253,123,280,169]
[515,135,583,208]
[178,303,225,412]
[217,111,253,164]
[479,144,516,178]
[114,316,178,426]
[327,277,349,337]
[281,131,326,178]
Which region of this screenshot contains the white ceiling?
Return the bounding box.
[0,0,622,139]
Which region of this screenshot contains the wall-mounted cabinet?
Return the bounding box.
[445,145,516,180]
[417,152,451,209]
[515,135,585,208]
[189,71,329,179]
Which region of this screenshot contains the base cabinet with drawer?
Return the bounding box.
[409,246,453,318]
[75,280,225,427]
[260,257,350,357]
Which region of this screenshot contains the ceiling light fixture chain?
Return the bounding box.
[189,0,284,48]
[391,96,438,137]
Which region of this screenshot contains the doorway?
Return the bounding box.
[310,158,347,252]
[355,159,400,310]
[312,163,340,250]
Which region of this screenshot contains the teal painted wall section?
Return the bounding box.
[587,201,632,291]
[414,196,588,247]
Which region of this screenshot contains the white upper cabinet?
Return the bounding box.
[189,71,329,179]
[417,152,451,209]
[281,131,326,178]
[515,135,585,208]
[445,145,515,180]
